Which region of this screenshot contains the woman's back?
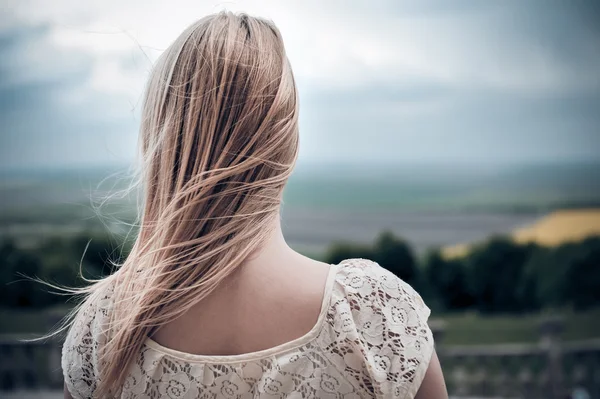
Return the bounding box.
[59,11,446,398]
[62,258,434,398]
[152,247,332,357]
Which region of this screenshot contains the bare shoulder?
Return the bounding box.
[152,252,333,356]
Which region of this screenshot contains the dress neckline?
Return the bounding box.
[144,263,340,364]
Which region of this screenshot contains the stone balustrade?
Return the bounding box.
[1,316,599,398]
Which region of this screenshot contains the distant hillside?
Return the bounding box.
[1,161,599,214]
[442,209,600,259]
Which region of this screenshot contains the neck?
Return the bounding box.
[243,211,293,269]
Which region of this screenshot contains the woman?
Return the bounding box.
[62,12,447,398]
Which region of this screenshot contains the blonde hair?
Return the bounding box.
[64,12,298,397]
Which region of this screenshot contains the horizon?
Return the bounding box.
[2,157,600,174]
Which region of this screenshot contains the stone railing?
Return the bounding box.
[0,317,599,398]
[0,334,62,391]
[432,317,600,399]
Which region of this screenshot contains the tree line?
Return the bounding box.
[325,232,600,313]
[1,231,599,312]
[0,234,125,308]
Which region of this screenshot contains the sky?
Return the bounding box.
[0,0,599,170]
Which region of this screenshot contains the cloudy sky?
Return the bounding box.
[0,0,599,170]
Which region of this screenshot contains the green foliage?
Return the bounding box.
[325,231,421,290]
[563,237,600,309]
[0,233,124,308]
[521,245,564,308]
[0,240,45,307]
[326,232,600,314]
[372,231,418,287]
[522,237,600,310]
[423,251,474,311]
[2,226,600,313]
[464,237,538,313]
[324,242,374,265]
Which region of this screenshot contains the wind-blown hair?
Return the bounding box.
[63,12,298,397]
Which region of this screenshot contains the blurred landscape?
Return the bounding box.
[1,0,600,397]
[3,160,599,251]
[2,160,600,397]
[1,160,599,319]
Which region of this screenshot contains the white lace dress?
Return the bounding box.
[62,259,434,398]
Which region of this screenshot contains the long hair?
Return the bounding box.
[65,12,298,396]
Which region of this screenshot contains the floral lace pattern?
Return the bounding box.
[62,259,434,398]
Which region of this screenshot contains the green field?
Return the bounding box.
[432,308,600,345]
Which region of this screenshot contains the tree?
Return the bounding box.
[0,233,124,309]
[521,245,557,309]
[372,231,419,288]
[0,240,45,307]
[423,250,474,311]
[324,242,374,265]
[465,237,536,313]
[563,237,600,310]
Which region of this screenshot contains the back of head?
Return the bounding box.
[89,12,299,396]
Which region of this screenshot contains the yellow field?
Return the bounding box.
[442,209,600,259]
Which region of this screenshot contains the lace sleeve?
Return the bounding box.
[61,289,112,399]
[378,264,434,398]
[337,259,435,399]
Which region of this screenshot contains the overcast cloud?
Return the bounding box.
[0,0,599,170]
